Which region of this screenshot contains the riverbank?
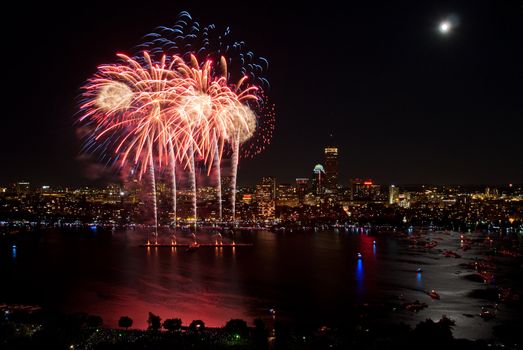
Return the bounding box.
[1,306,520,349]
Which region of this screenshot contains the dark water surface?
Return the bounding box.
[1,228,521,339]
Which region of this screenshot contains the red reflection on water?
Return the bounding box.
[355,234,378,296]
[74,283,250,329]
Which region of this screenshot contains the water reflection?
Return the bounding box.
[1,228,518,340]
[356,259,364,294]
[416,271,423,289]
[214,246,223,259]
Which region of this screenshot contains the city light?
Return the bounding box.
[0,5,522,349]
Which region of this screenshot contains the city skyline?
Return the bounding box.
[1,142,522,188]
[1,2,523,347]
[1,1,522,186]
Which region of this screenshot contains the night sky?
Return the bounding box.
[1,0,522,187]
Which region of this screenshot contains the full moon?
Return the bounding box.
[439,21,451,34]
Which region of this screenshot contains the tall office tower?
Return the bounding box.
[389,185,399,205]
[324,146,338,193]
[349,178,360,201]
[295,178,310,204]
[255,177,276,221]
[312,164,325,195]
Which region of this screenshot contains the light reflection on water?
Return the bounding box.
[0,228,521,340]
[356,259,364,295]
[416,271,423,289]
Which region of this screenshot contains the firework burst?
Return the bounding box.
[136,11,274,159]
[78,12,274,232]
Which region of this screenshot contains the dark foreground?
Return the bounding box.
[1,308,521,350]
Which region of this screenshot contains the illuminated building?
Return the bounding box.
[106,184,123,204]
[397,193,411,208]
[241,193,253,204]
[15,182,30,197]
[276,183,299,207]
[304,192,320,206]
[221,175,233,195]
[123,179,141,205]
[312,164,325,195]
[255,177,276,220]
[197,186,218,201]
[350,179,382,201]
[324,147,338,193]
[484,187,499,200]
[155,181,168,196]
[296,178,310,204]
[221,175,233,220]
[0,180,521,230]
[389,185,399,205]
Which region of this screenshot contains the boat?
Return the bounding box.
[185,242,200,252]
[460,244,471,251]
[357,252,362,259]
[424,241,438,249]
[497,249,520,258]
[403,300,428,312]
[468,258,495,271]
[443,250,461,258]
[479,308,495,320]
[428,289,440,299]
[477,271,495,284]
[498,287,518,302]
[416,268,423,273]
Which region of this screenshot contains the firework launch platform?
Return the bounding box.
[139,243,253,248]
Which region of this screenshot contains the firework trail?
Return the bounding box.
[213,129,223,222]
[136,12,273,220]
[188,142,197,231]
[79,12,274,240]
[231,130,240,223]
[81,52,188,237]
[168,138,177,229]
[173,55,258,225]
[148,149,158,244]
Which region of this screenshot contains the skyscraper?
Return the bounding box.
[324,147,338,193]
[295,178,310,204]
[312,164,325,195]
[276,183,299,207]
[255,177,276,221]
[389,185,399,205]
